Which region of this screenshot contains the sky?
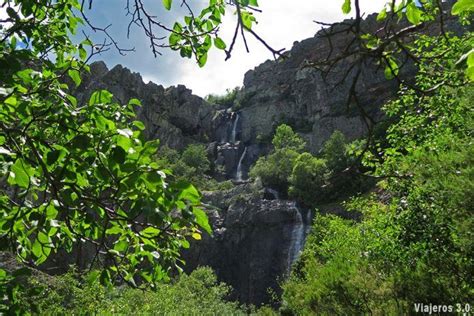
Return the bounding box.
[3,1,390,97]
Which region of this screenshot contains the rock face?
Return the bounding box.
[234,10,463,154]
[236,24,393,153]
[183,183,312,305]
[75,62,215,150]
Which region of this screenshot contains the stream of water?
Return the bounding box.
[236,146,247,181]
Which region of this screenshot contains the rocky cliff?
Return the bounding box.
[74,62,215,150]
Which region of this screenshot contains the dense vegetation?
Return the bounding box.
[12,266,245,315]
[281,34,473,314]
[250,125,369,206]
[0,0,473,314]
[156,144,234,191]
[205,87,241,108]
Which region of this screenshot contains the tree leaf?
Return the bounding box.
[452,0,474,15]
[89,90,113,106]
[9,158,31,188]
[162,0,172,10]
[342,0,351,14]
[128,98,141,107]
[377,8,387,21]
[249,0,259,6]
[214,37,226,50]
[193,208,211,235]
[177,182,201,204]
[32,240,42,258]
[198,53,208,68]
[68,69,81,87]
[406,2,422,25]
[384,57,399,80]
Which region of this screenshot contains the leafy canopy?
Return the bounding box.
[272,124,306,152]
[0,3,212,312]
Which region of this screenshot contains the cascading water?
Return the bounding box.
[235,146,247,181]
[287,204,312,272]
[230,113,240,143]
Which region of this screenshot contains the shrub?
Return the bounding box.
[18,267,245,315]
[272,124,306,152]
[181,144,210,175]
[322,130,348,172]
[250,124,306,194]
[288,153,328,206]
[282,35,474,314]
[156,144,212,188]
[205,87,240,108]
[281,215,398,315]
[249,148,299,194]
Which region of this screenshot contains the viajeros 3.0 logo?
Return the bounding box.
[414,303,471,315]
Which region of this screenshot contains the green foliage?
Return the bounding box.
[281,215,397,315]
[452,0,474,16]
[288,153,328,206]
[281,33,474,314]
[251,126,368,205]
[321,132,373,200]
[321,130,348,172]
[0,266,42,314]
[0,2,211,309]
[155,144,227,192]
[205,87,240,108]
[250,148,299,194]
[250,124,305,193]
[272,124,306,152]
[203,179,236,192]
[181,144,211,175]
[13,267,244,315]
[167,0,262,67]
[347,0,474,82]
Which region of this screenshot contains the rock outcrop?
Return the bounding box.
[234,9,463,154]
[183,183,312,305]
[75,62,215,150]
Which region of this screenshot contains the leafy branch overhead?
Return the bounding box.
[338,0,474,81]
[124,0,284,67]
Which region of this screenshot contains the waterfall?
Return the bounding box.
[287,205,312,273]
[235,146,247,181]
[230,113,240,143]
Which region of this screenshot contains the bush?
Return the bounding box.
[156,144,213,189]
[205,87,240,108]
[249,148,299,194]
[181,144,210,175]
[250,124,306,194]
[272,124,306,152]
[320,132,374,200]
[202,179,235,192]
[322,130,348,172]
[18,267,245,315]
[281,36,474,314]
[288,153,328,206]
[281,215,398,315]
